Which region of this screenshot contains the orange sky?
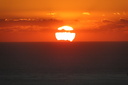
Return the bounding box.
[0,0,128,18]
[0,0,128,42]
[0,19,128,42]
[0,30,128,42]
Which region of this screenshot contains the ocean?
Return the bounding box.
[0,42,128,85]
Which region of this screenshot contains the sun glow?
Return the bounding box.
[55,26,76,42]
[58,26,73,31]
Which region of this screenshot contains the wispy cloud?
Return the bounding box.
[0,19,128,33]
[0,26,51,32]
[74,19,128,33]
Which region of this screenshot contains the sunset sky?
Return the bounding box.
[0,0,128,42]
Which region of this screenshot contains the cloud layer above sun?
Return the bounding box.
[0,18,128,33]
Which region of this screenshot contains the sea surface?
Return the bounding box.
[0,42,128,85]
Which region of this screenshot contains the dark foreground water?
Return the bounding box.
[0,42,128,85]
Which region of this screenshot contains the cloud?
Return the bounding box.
[0,19,62,32]
[0,18,128,33]
[98,19,128,32]
[75,19,128,33]
[0,26,54,32]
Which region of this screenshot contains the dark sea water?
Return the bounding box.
[0,42,128,85]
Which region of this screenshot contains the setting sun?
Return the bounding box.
[55,26,76,42]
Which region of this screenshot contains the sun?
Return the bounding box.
[55,26,76,42]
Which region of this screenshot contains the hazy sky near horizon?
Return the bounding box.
[0,0,128,18]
